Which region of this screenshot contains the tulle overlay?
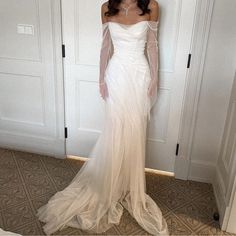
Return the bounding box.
[36,21,169,235]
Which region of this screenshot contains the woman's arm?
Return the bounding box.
[147,0,159,99]
[99,2,111,100]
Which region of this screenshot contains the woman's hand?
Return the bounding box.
[147,79,158,97]
[99,82,109,100]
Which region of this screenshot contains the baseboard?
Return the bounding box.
[175,156,216,183]
[188,159,216,183]
[0,131,65,158]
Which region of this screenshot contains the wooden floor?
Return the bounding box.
[0,148,233,235]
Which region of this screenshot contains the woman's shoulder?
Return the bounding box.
[148,0,159,21]
[101,1,109,23]
[101,1,109,11]
[149,0,159,9]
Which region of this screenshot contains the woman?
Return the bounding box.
[36,0,169,235]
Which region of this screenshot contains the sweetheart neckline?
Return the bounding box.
[108,20,148,27]
[103,20,159,27]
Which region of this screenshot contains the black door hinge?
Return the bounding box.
[187,54,192,68]
[65,127,68,139]
[62,44,66,58]
[176,143,179,156]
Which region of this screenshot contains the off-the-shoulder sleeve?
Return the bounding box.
[99,23,113,84]
[146,21,159,111]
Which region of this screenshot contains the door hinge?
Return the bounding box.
[187,54,192,68]
[62,44,66,58]
[176,143,179,156]
[65,127,68,139]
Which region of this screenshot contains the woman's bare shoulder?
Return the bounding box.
[149,0,159,8]
[101,1,109,12]
[101,1,109,23]
[149,0,159,21]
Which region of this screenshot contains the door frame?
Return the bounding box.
[174,0,215,181]
[47,0,66,158]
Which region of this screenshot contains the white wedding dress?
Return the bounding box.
[36,20,169,235]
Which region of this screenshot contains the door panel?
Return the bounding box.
[0,0,65,157]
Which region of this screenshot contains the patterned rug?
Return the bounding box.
[0,148,233,235]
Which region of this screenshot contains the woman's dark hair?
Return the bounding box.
[105,0,151,17]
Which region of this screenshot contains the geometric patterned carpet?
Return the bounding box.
[0,148,234,235]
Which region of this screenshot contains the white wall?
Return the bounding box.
[187,0,236,182]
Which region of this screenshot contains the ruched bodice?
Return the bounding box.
[108,21,149,61]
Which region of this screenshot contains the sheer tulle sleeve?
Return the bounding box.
[146,21,159,110]
[99,23,113,85]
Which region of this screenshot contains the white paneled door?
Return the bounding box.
[63,0,197,172]
[0,0,65,157]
